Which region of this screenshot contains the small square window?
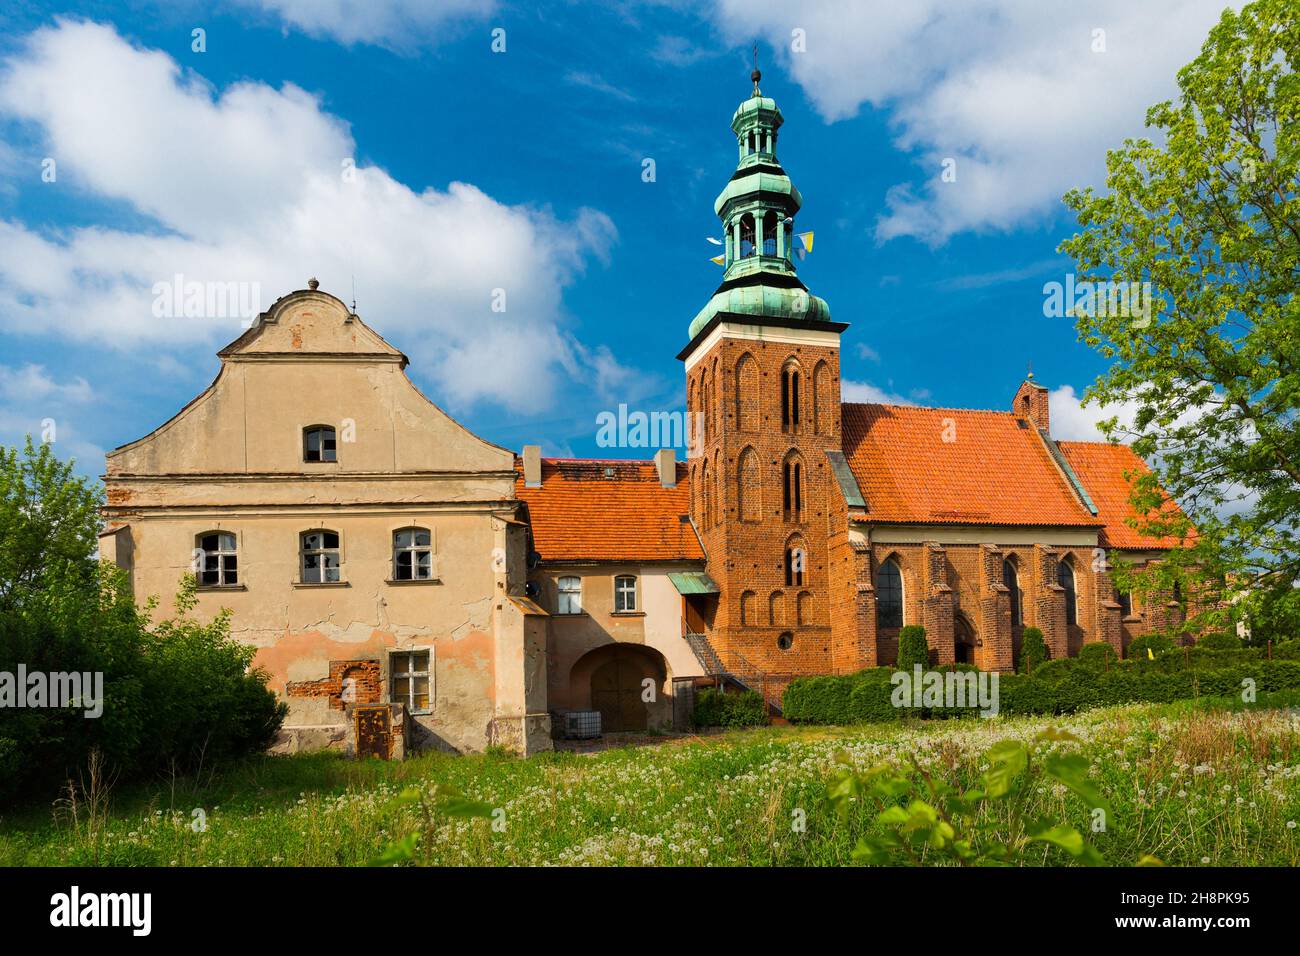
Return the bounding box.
[304,426,337,463]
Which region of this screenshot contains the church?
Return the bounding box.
[99,70,1190,756]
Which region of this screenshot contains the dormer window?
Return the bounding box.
[304,425,336,462]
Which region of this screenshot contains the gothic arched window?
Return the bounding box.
[875,559,903,629]
[782,453,803,521]
[1002,558,1022,626]
[780,362,801,433]
[1058,560,1077,625]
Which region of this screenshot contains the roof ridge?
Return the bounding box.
[842,401,1028,417]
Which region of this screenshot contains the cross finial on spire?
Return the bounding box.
[751,43,761,94]
[1026,360,1034,380]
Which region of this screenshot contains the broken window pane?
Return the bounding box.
[303,426,337,463]
[301,531,341,584]
[197,530,238,586]
[392,528,433,581]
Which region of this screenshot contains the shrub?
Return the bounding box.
[849,678,900,723]
[896,625,929,670]
[1077,642,1118,666]
[785,656,1300,725]
[692,688,766,728]
[1019,627,1048,674]
[1197,631,1243,650]
[1127,633,1175,659]
[1030,658,1078,682]
[1274,639,1300,660]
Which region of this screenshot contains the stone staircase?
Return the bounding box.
[682,630,783,716]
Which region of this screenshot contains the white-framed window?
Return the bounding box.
[390,650,431,714]
[303,425,337,462]
[301,530,341,583]
[196,531,238,586]
[392,527,433,580]
[557,575,582,614]
[614,574,638,612]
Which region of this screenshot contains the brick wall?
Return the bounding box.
[687,334,843,676]
[286,659,382,710]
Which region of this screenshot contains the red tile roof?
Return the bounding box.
[1056,441,1189,550]
[515,459,704,563]
[841,404,1101,528]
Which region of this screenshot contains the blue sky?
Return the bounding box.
[0,0,1239,474]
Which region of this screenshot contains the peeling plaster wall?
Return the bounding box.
[102,292,547,755]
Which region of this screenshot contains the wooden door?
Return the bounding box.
[591,658,646,732]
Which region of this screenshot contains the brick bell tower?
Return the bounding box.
[677,66,849,682]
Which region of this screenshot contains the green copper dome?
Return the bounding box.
[686,75,830,342]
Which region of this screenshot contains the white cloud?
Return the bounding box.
[565,71,636,102]
[0,20,628,413]
[842,379,916,406]
[0,363,102,468]
[652,35,717,68]
[707,0,1239,245]
[854,342,881,363]
[0,363,92,405]
[1047,384,1135,442]
[235,0,497,49]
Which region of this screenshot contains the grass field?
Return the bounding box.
[2,698,1298,866]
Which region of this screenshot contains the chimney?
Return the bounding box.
[522,445,541,488]
[1013,377,1050,433]
[654,448,677,488]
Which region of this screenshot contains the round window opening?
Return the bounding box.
[777,632,794,651]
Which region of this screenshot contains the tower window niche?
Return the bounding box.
[763,211,778,256]
[739,213,757,258]
[782,454,803,520]
[780,363,801,432]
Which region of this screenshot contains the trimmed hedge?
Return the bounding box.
[1198,631,1244,650]
[781,658,1300,725]
[1128,632,1175,659]
[692,688,766,728]
[897,625,930,670]
[1077,642,1118,665]
[1019,626,1048,674]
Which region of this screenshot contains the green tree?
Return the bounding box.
[0,439,284,804]
[1058,0,1300,636]
[0,437,102,613]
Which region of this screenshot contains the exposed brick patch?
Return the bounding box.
[287,659,381,711]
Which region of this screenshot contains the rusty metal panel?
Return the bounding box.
[354,704,391,759]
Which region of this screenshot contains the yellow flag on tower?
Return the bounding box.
[793,231,815,260]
